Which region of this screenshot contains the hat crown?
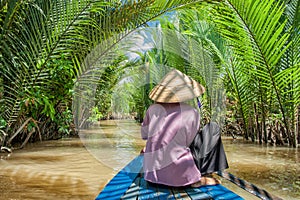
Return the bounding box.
[149,69,205,103]
[159,70,193,87]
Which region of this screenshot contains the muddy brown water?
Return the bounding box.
[0,120,299,200]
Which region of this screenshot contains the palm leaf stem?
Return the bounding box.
[33,1,95,86]
[226,59,248,139]
[78,0,219,76]
[224,0,293,145]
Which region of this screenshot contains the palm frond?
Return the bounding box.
[280,0,300,124]
[212,0,293,142]
[70,0,222,128]
[0,0,108,127]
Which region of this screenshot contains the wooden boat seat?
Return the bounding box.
[96,155,243,200]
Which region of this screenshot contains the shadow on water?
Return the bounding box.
[0,120,299,200]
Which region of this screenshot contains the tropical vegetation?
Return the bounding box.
[0,0,299,151]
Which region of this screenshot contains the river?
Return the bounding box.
[0,120,299,200]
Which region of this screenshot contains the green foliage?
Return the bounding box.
[0,115,6,142]
[55,109,74,135]
[20,89,56,120]
[88,107,104,122]
[2,0,217,146]
[27,121,36,132]
[0,0,298,147]
[72,1,221,128]
[0,117,6,129]
[18,54,74,121]
[209,0,299,145]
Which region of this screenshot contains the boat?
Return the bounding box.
[95,155,244,200]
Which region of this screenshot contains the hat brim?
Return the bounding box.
[149,69,205,103]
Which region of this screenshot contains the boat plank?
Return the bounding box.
[96,155,143,200]
[184,187,213,200]
[96,155,244,200]
[197,185,244,200]
[121,175,141,199]
[170,187,191,200]
[150,181,176,200]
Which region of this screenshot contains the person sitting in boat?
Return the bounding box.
[141,69,228,187]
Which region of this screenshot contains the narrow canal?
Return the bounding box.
[0,120,299,199]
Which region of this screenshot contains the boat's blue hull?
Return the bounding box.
[96,155,243,200]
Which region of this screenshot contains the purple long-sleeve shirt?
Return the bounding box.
[141,103,201,186]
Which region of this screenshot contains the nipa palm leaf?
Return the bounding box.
[212,0,293,141]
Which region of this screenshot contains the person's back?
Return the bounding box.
[140,69,227,187]
[141,102,202,186]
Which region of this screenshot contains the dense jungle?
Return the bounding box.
[0,0,300,199]
[0,0,299,199]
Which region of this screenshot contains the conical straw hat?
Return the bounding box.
[149,69,205,103]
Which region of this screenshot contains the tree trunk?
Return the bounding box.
[254,103,262,144]
[263,114,268,144]
[296,105,299,146]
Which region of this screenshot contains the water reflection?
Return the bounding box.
[79,120,145,171]
[0,139,113,200]
[224,139,300,199]
[0,120,299,200]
